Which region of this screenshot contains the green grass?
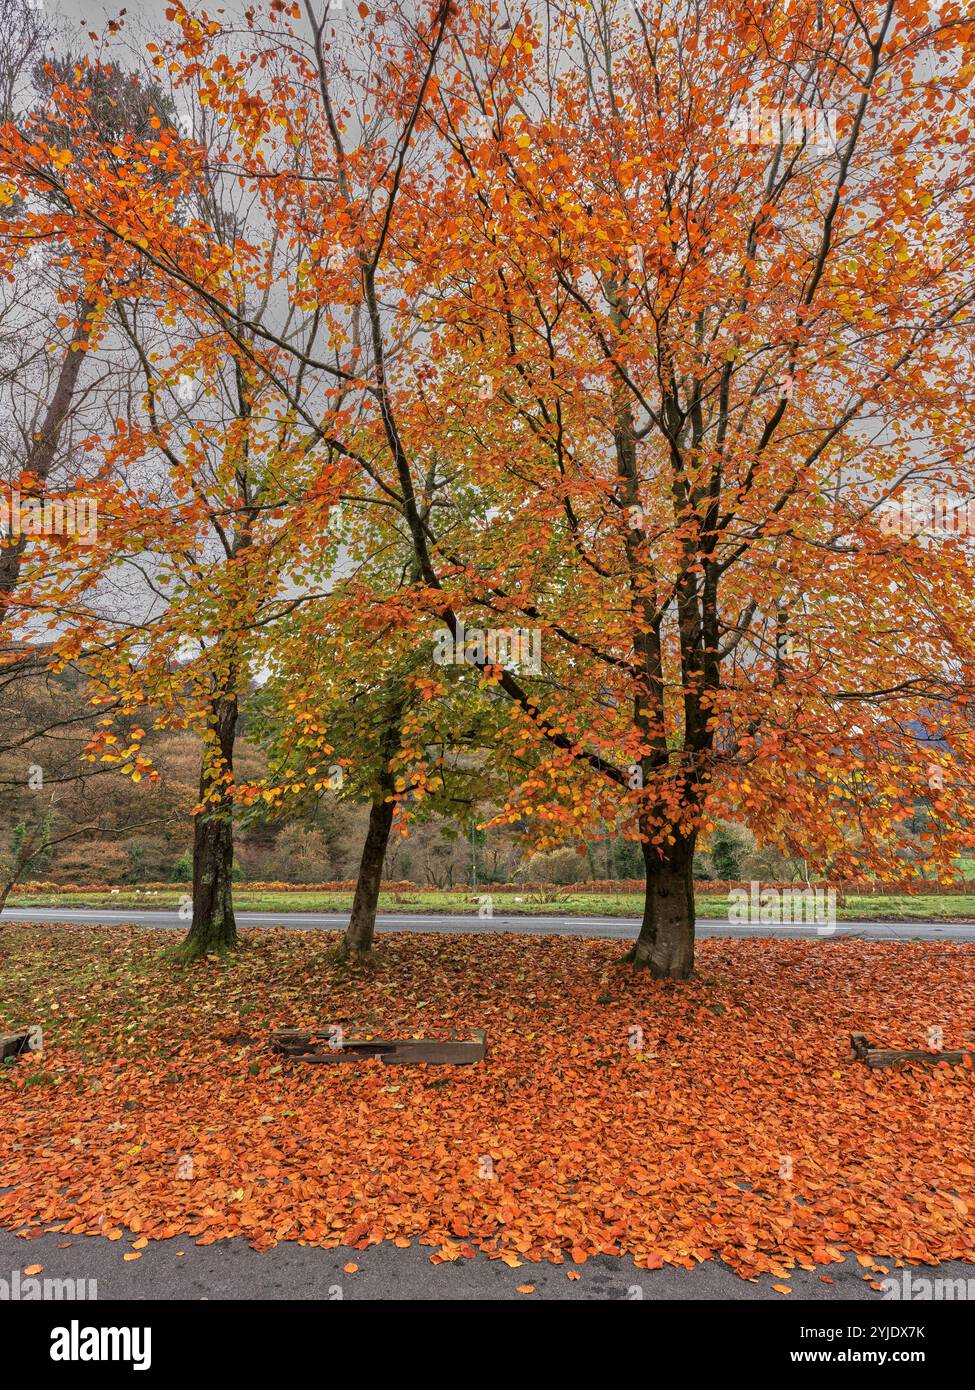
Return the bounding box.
[7,886,975,920]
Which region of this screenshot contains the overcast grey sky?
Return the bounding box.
[44,0,352,48]
[48,0,169,41]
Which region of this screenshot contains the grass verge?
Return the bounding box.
[6,887,975,920]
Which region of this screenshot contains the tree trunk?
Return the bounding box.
[339,693,406,960]
[0,301,94,608]
[0,811,49,916]
[626,834,697,979]
[340,792,395,960]
[181,695,238,958]
[0,876,17,915]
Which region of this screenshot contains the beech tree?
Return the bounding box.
[52,293,345,957]
[249,505,516,959]
[412,0,975,975]
[0,36,180,613]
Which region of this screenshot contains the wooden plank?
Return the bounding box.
[382,1031,487,1066]
[0,1030,31,1060]
[285,1051,368,1065]
[271,1032,390,1059]
[270,1026,487,1066]
[850,1032,871,1061]
[851,1032,975,1069]
[866,1048,974,1070]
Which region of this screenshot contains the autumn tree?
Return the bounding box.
[55,298,345,957]
[0,29,180,613]
[249,494,518,959]
[0,30,196,901]
[0,34,363,954]
[411,0,975,975]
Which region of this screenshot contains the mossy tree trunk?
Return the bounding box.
[182,694,239,958]
[339,695,406,961]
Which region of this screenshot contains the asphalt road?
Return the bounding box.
[2,905,974,941]
[1,1227,968,1301]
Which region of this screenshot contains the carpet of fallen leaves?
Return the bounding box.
[1,924,974,1280]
